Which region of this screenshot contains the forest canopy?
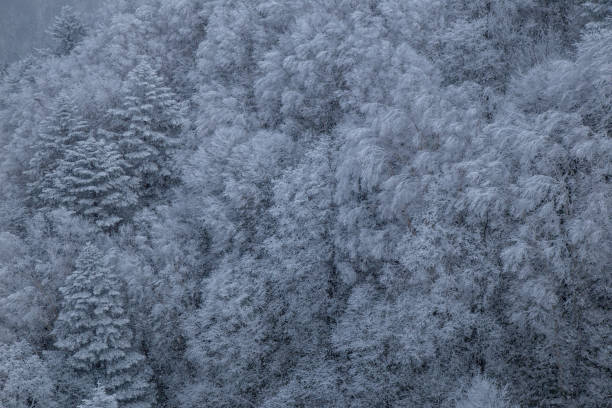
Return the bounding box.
[0,1,610,407]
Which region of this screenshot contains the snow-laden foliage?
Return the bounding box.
[101,59,184,204]
[53,244,154,408]
[0,341,57,408]
[455,375,517,408]
[26,93,89,208]
[0,1,610,408]
[78,384,119,408]
[45,137,136,231]
[48,6,87,56]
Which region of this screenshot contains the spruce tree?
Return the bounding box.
[27,93,88,208]
[48,6,87,56]
[44,136,137,231]
[102,60,182,203]
[53,244,155,408]
[79,384,119,408]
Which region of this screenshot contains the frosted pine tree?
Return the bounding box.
[79,384,119,408]
[102,60,182,203]
[53,244,155,408]
[27,93,88,208]
[48,6,87,56]
[44,137,137,231]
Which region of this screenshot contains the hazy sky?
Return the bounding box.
[0,0,100,64]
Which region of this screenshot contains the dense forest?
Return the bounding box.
[0,1,611,407]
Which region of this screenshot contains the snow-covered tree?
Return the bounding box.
[461,40,612,405]
[0,341,56,408]
[255,4,349,136]
[102,60,182,203]
[79,384,119,408]
[455,375,517,408]
[48,6,87,56]
[182,256,275,408]
[264,134,340,359]
[52,244,155,408]
[27,93,88,208]
[43,136,136,231]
